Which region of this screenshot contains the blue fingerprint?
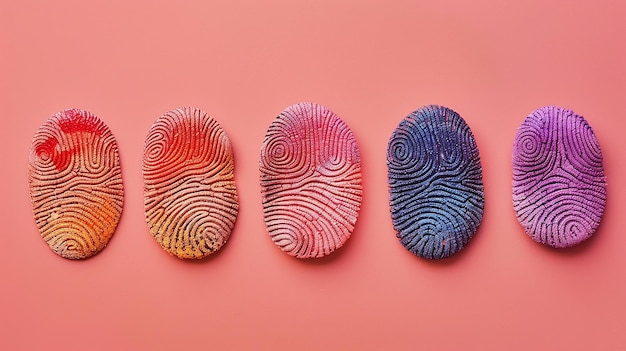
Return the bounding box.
[387,105,484,259]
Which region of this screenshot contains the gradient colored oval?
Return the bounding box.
[387,105,484,259]
[260,102,362,258]
[512,106,606,247]
[28,109,123,259]
[143,107,238,259]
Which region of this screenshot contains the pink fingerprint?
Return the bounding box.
[260,102,362,258]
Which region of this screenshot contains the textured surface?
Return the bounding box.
[387,105,484,259]
[512,106,606,248]
[143,107,238,259]
[260,102,362,258]
[6,2,626,350]
[28,109,123,259]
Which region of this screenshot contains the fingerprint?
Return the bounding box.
[259,102,362,258]
[28,109,123,259]
[387,105,484,259]
[512,106,606,248]
[143,107,238,259]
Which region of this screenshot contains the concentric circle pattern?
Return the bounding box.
[259,102,362,258]
[387,105,484,259]
[143,107,238,259]
[28,109,123,259]
[512,106,606,248]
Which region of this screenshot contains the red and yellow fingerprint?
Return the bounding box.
[28,109,123,259]
[143,107,238,259]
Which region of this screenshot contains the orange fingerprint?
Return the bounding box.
[143,107,238,259]
[28,109,124,259]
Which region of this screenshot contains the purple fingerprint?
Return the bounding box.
[512,106,606,248]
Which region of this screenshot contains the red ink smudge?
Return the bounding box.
[35,137,74,171]
[35,110,104,171]
[58,109,103,135]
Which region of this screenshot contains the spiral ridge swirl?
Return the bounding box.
[259,102,362,258]
[28,109,123,259]
[512,106,606,248]
[387,105,484,259]
[143,107,238,259]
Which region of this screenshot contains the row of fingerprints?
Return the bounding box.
[27,103,606,260]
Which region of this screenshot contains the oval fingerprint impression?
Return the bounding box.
[28,109,123,259]
[260,102,363,258]
[512,106,606,248]
[387,105,484,259]
[143,107,238,259]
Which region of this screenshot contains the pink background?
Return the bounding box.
[2,0,625,349]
